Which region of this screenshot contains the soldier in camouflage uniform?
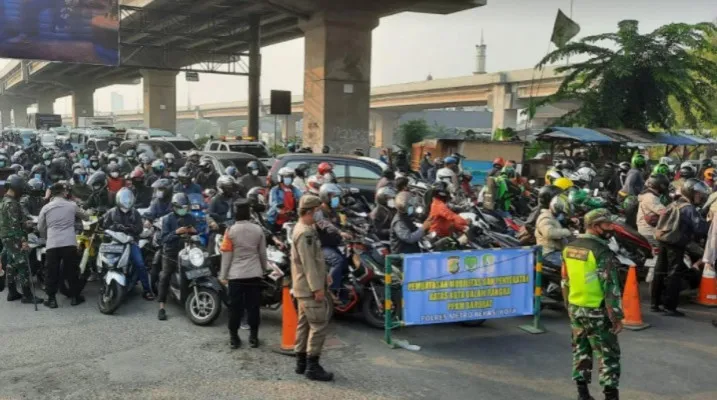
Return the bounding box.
[0,175,43,305]
[561,209,624,400]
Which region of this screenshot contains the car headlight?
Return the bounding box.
[188,248,205,268]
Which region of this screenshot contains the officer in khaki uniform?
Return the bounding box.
[291,194,334,382]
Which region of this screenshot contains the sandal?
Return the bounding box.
[143,292,155,301]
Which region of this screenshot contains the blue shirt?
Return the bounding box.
[146,199,172,220]
[173,182,202,195]
[266,185,302,225]
[161,212,197,252]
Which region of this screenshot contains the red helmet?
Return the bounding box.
[129,167,145,181]
[493,157,505,167]
[317,162,333,175]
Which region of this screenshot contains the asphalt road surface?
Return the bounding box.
[0,282,716,400]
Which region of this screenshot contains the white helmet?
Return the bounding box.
[435,168,456,184]
[575,167,596,183]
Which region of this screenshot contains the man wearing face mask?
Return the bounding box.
[195,159,220,189]
[376,169,396,191]
[390,192,433,255]
[129,168,153,208]
[315,183,351,297]
[173,167,202,195]
[145,179,174,292]
[70,166,92,203]
[106,163,125,202]
[102,188,155,301]
[20,178,46,217]
[208,176,239,232]
[85,171,112,211]
[184,150,202,178]
[536,195,573,267]
[146,160,165,187]
[561,209,624,400]
[370,187,397,241]
[87,155,101,174]
[163,153,177,176]
[267,168,303,232]
[236,161,264,197]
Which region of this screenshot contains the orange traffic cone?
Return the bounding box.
[273,281,298,356]
[622,265,650,331]
[695,264,717,307]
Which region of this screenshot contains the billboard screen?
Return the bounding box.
[0,0,119,65]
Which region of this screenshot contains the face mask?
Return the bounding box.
[283,177,293,185]
[330,197,340,209]
[91,162,98,168]
[93,185,102,191]
[0,162,5,168]
[251,170,259,176]
[34,174,41,181]
[44,160,51,166]
[557,214,565,222]
[176,208,188,216]
[406,206,415,216]
[110,172,119,178]
[387,199,395,208]
[166,159,173,165]
[119,207,129,213]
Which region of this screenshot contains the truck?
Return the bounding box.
[77,116,115,128]
[27,113,63,130]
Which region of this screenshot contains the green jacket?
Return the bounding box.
[0,195,27,243]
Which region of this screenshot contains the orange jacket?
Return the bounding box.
[429,198,468,237]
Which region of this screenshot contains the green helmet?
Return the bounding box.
[652,163,669,176]
[567,188,588,206]
[500,166,516,178]
[631,154,646,169]
[584,208,616,228]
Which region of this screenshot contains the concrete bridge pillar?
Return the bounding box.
[281,114,299,143]
[13,105,28,127]
[141,69,177,132]
[37,96,55,114]
[72,88,95,127]
[0,104,12,128]
[370,110,401,149]
[300,11,378,153]
[217,119,230,135]
[489,83,518,135]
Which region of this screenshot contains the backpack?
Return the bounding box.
[655,202,690,244]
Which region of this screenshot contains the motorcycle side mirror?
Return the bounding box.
[529,179,536,185]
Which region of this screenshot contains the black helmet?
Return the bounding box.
[246,187,267,212]
[604,162,616,169]
[702,158,714,169]
[558,159,575,171]
[87,171,107,190]
[107,163,121,177]
[9,164,23,173]
[125,149,136,160]
[246,161,259,171]
[199,158,213,172]
[27,178,45,194]
[679,165,696,180]
[294,163,309,178]
[538,185,563,209]
[49,181,70,197]
[432,181,451,199]
[646,174,670,195]
[681,178,711,206]
[4,174,25,195]
[618,162,631,173]
[151,178,173,200]
[216,175,235,195]
[434,158,445,169]
[578,161,595,169]
[171,192,190,208]
[376,186,397,207]
[177,167,191,183]
[321,145,330,154]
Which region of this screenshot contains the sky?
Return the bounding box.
[1,0,716,115]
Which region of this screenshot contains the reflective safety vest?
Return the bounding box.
[562,237,606,308]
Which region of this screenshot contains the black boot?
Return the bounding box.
[43,294,58,308]
[21,286,43,304]
[70,294,85,306]
[295,352,307,374]
[305,355,334,382]
[6,281,21,302]
[230,334,241,349]
[604,387,619,400]
[577,382,594,400]
[249,329,259,348]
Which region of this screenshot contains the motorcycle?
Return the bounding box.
[96,230,149,315]
[188,193,209,247]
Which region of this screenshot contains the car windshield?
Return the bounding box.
[86,129,115,138]
[40,133,56,146]
[50,127,69,136]
[170,140,198,151]
[220,158,268,175]
[228,144,271,158]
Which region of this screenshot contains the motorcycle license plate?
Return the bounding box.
[99,244,125,254]
[185,267,212,280]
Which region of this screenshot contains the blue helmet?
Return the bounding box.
[444,156,457,165]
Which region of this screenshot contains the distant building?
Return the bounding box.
[110,92,124,113]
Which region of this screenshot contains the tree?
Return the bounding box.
[397,119,430,149]
[533,20,717,131]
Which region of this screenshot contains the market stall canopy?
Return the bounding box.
[537,127,618,144]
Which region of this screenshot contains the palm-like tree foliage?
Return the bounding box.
[533,20,717,131]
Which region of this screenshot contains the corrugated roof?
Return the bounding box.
[653,133,697,146]
[539,127,618,143]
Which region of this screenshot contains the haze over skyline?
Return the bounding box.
[0,0,715,115]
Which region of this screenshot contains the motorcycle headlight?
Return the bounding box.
[188,248,205,268]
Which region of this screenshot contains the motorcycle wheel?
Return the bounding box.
[185,288,221,326]
[97,281,123,315]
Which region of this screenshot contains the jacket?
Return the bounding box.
[133,184,153,208]
[219,220,267,281]
[535,209,572,254]
[620,168,645,197]
[102,207,143,240]
[636,191,667,237]
[20,195,45,216]
[237,173,264,197]
[160,212,197,253]
[146,199,172,220]
[37,197,89,249]
[70,183,93,204]
[370,205,394,241]
[376,177,392,191]
[293,177,307,193]
[86,189,112,210]
[173,182,202,195]
[195,171,219,189]
[419,158,432,179]
[428,198,468,238]
[315,208,343,248]
[208,194,234,226]
[290,221,327,298]
[107,177,125,194]
[672,197,709,248]
[390,213,423,254]
[702,217,717,265]
[267,185,302,226]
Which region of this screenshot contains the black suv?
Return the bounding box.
[269,154,387,201]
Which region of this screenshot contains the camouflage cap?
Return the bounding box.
[584,208,616,227]
[299,194,322,210]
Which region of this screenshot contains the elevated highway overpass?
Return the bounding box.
[0,0,499,152]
